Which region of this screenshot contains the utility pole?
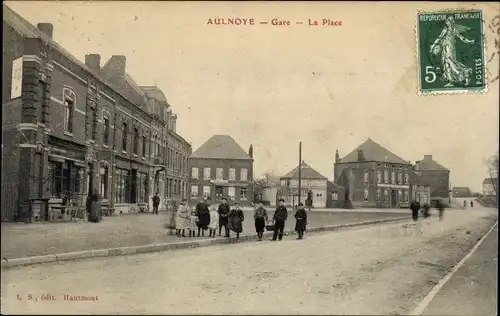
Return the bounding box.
[298,141,302,205]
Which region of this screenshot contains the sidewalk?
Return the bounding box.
[1,210,406,260]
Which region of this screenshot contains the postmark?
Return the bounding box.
[417,9,486,94]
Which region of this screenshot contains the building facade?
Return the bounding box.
[452,187,473,198]
[482,178,498,196]
[410,171,431,205]
[1,5,191,222]
[414,155,450,203]
[334,138,412,208]
[188,135,253,206]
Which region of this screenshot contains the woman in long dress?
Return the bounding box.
[208,203,219,237]
[429,16,475,87]
[175,199,190,237]
[188,205,198,237]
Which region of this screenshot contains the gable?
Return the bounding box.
[339,138,410,165]
[190,135,251,160]
[282,162,327,179]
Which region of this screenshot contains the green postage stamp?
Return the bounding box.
[417,9,486,94]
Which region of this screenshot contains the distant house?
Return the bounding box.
[188,135,253,206]
[410,171,431,205]
[482,178,498,196]
[414,155,450,203]
[452,187,473,198]
[277,161,344,208]
[334,138,412,208]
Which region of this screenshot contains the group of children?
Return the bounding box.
[174,197,308,241]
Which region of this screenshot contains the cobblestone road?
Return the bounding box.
[1,208,496,315]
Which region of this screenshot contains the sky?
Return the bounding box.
[7,1,499,192]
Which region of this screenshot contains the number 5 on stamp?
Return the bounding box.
[417,9,486,94]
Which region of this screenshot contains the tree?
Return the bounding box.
[253,178,267,202]
[486,153,499,197]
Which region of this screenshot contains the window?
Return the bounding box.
[332,190,339,201]
[215,186,223,198]
[48,161,63,198]
[91,110,97,140]
[192,167,199,179]
[103,117,110,146]
[315,192,323,202]
[203,168,211,180]
[229,168,236,181]
[404,190,409,202]
[100,166,109,199]
[216,168,224,180]
[228,187,236,199]
[115,168,129,203]
[240,187,248,200]
[137,172,148,203]
[364,170,369,182]
[377,188,382,201]
[398,170,403,184]
[384,169,389,183]
[63,91,75,133]
[191,185,199,198]
[403,172,409,184]
[391,170,396,184]
[398,189,403,202]
[364,188,369,201]
[377,169,382,183]
[142,136,147,157]
[122,123,128,151]
[133,128,139,155]
[203,186,210,198]
[384,189,389,201]
[240,168,248,181]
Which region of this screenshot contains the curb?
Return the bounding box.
[1,216,410,269]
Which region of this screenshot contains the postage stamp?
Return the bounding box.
[417,9,486,94]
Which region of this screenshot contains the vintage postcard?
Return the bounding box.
[1,1,499,315]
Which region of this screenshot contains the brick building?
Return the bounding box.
[410,171,431,205]
[334,138,412,208]
[413,155,450,204]
[188,135,253,206]
[1,5,191,222]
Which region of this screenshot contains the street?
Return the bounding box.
[1,208,497,315]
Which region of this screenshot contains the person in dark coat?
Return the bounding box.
[410,199,420,222]
[152,193,160,215]
[423,203,431,218]
[254,201,268,241]
[470,200,474,208]
[271,199,288,241]
[294,202,308,240]
[227,202,245,240]
[218,198,231,237]
[195,197,211,237]
[436,199,445,221]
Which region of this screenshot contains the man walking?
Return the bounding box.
[436,199,445,221]
[152,192,160,215]
[271,199,288,241]
[410,199,420,222]
[218,198,230,237]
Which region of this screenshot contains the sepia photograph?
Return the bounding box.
[1,1,499,315]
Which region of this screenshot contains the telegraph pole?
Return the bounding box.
[298,141,302,205]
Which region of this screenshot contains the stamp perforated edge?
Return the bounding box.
[415,8,489,96]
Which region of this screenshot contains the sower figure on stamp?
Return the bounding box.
[271,198,288,241]
[152,192,160,215]
[294,202,308,240]
[410,199,420,222]
[253,201,268,241]
[175,199,190,237]
[227,202,244,241]
[218,197,230,237]
[195,197,211,237]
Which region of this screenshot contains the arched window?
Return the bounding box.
[63,87,76,133]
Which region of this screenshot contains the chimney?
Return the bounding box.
[37,23,53,39]
[85,54,101,71]
[357,149,365,162]
[335,149,340,163]
[106,55,127,76]
[424,155,432,160]
[248,145,253,158]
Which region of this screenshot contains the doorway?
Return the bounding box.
[390,189,397,208]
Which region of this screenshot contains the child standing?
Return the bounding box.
[188,204,198,237]
[294,203,308,240]
[208,203,219,237]
[253,201,268,241]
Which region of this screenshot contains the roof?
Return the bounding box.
[339,138,410,165]
[415,156,449,171]
[190,135,252,160]
[452,187,471,191]
[282,161,327,180]
[483,178,498,185]
[327,181,344,190]
[140,86,168,103]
